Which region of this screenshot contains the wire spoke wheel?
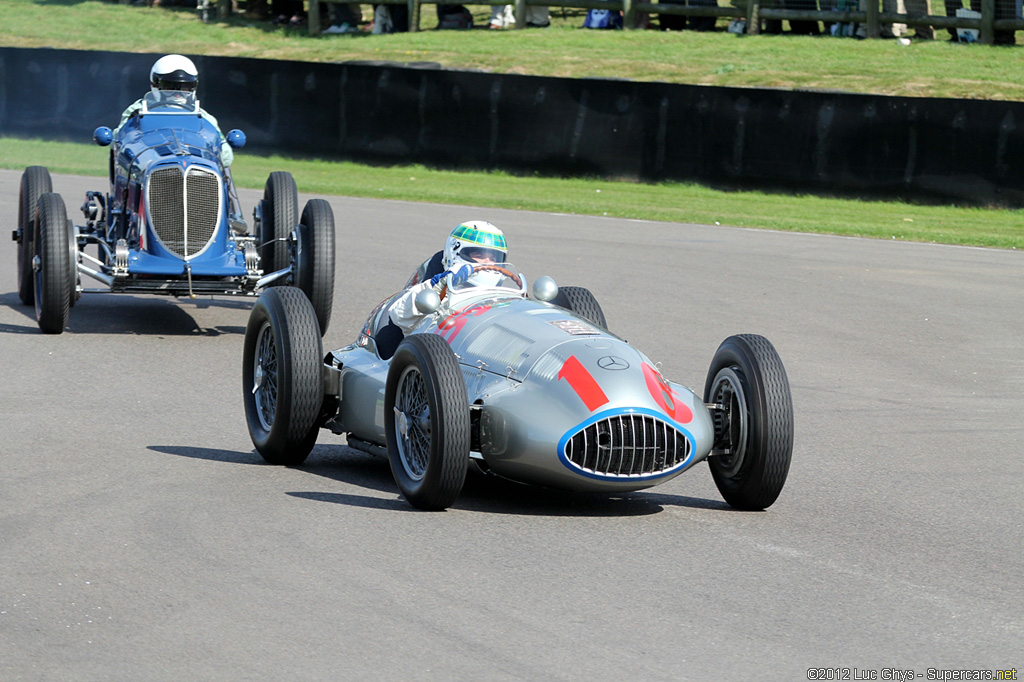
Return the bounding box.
[384,334,470,510]
[253,320,279,432]
[242,287,323,466]
[394,365,432,481]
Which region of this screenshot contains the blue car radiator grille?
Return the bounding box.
[148,166,221,259]
[563,413,691,477]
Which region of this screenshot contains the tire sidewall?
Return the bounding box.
[33,193,71,334]
[263,172,297,279]
[384,334,469,509]
[295,198,336,335]
[704,335,793,509]
[242,288,323,463]
[18,167,53,306]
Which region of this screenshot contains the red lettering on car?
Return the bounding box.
[435,303,492,343]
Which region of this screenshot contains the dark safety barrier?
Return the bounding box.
[2,47,1023,206]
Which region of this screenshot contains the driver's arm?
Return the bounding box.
[387,280,438,333]
[112,99,143,137]
[199,107,233,167]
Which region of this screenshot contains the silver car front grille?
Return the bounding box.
[563,413,690,477]
[148,166,221,259]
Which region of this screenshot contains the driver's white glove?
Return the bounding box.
[450,264,474,286]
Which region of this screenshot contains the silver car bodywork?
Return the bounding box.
[323,272,716,493]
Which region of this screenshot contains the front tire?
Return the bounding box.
[384,334,470,510]
[553,285,608,329]
[294,198,336,336]
[258,172,297,275]
[17,166,52,305]
[243,287,324,465]
[33,193,73,334]
[704,334,794,510]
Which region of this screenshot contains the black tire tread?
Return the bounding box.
[297,198,336,336]
[554,285,608,329]
[34,192,72,334]
[243,287,323,465]
[386,334,470,510]
[705,333,793,510]
[261,171,297,275]
[17,166,52,305]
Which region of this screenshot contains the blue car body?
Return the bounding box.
[15,91,337,335]
[83,92,258,296]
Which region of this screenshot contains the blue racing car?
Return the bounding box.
[13,90,335,335]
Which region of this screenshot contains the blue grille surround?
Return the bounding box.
[558,408,695,481]
[147,164,221,259]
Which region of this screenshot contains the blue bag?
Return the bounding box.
[583,9,623,28]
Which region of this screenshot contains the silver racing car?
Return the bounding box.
[241,267,794,511]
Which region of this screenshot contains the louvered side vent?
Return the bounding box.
[563,414,690,477]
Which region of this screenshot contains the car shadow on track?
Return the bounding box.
[149,443,728,517]
[0,291,248,336]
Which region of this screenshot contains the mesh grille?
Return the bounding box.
[149,168,185,256]
[564,414,690,477]
[147,166,221,259]
[185,169,219,254]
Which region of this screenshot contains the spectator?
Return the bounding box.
[944,0,980,39]
[271,0,304,24]
[524,5,550,26]
[246,0,269,18]
[437,2,474,28]
[787,0,821,34]
[372,2,409,32]
[489,4,515,28]
[904,0,934,38]
[323,2,362,32]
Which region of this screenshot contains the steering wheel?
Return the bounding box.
[473,264,522,288]
[438,264,522,301]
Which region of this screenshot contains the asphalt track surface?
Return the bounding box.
[1,170,1021,681]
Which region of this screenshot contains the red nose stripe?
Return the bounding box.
[558,356,610,412]
[642,363,692,424]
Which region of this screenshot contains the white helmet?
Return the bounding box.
[443,221,507,270]
[150,54,198,97]
[442,221,508,289]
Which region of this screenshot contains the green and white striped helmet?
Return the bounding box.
[443,221,508,270]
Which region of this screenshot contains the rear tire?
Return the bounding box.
[553,285,607,329]
[384,334,470,510]
[704,334,794,510]
[295,198,336,336]
[243,287,324,465]
[33,193,73,334]
[17,166,52,305]
[259,172,297,275]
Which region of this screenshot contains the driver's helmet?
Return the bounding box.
[149,54,199,105]
[442,221,508,288]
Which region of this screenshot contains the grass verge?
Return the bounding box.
[2,0,1024,100]
[3,136,1021,249]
